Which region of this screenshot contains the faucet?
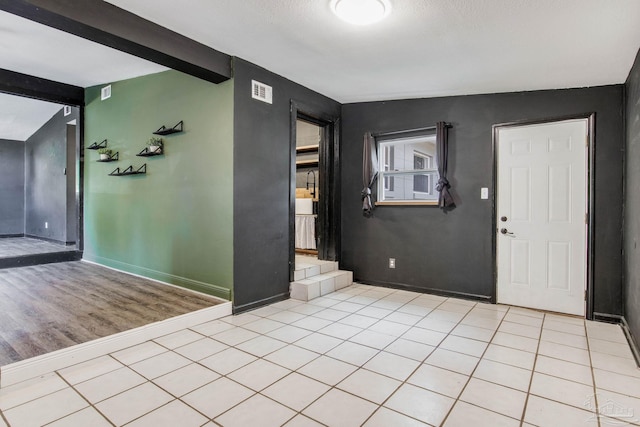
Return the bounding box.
[306,170,316,199]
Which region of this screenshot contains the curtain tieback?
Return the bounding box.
[361,187,372,199]
[436,177,450,192]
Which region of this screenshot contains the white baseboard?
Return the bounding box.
[0,302,232,388]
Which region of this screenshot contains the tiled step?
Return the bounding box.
[293,258,339,281]
[290,270,353,301]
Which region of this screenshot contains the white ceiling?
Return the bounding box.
[0,10,167,140]
[105,0,640,103]
[0,93,62,141]
[0,11,167,88]
[1,0,640,139]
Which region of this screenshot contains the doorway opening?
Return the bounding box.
[294,118,321,257]
[0,94,82,269]
[289,102,340,281]
[493,114,594,318]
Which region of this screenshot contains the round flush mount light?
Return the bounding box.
[331,0,391,25]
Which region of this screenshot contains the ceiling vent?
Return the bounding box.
[101,85,112,101]
[251,80,272,104]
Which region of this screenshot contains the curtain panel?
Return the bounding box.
[362,132,378,216]
[436,121,455,209]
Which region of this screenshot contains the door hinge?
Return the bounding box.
[585,213,588,224]
[585,290,587,301]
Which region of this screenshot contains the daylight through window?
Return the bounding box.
[377,134,439,204]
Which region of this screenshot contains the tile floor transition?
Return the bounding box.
[1,283,639,427]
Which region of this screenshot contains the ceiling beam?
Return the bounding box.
[0,0,232,84]
[0,68,84,106]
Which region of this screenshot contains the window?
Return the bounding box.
[383,145,394,191]
[377,134,439,204]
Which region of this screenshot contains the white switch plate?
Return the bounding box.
[389,258,396,269]
[45,222,48,229]
[481,188,489,199]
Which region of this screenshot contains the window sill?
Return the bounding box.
[375,201,438,206]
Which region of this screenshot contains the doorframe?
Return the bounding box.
[289,100,341,281]
[491,113,596,319]
[0,71,85,256]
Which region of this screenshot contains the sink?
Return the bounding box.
[296,198,314,215]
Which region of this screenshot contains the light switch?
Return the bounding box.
[481,187,489,199]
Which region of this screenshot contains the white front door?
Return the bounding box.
[496,119,588,316]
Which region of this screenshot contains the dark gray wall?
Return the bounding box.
[233,58,341,311]
[624,48,640,344]
[65,124,77,242]
[0,139,25,235]
[25,107,79,243]
[341,86,624,317]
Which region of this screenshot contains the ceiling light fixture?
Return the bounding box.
[331,0,391,26]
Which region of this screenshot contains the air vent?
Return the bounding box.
[251,80,272,104]
[101,85,112,101]
[63,106,71,116]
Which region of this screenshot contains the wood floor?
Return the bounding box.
[0,261,224,365]
[0,237,75,258]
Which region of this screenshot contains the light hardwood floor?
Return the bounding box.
[0,261,224,365]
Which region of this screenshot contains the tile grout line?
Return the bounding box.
[48,370,116,427]
[194,288,394,426]
[352,294,453,426]
[516,310,547,427]
[213,286,444,426]
[285,291,536,426]
[2,284,635,427]
[42,330,221,425]
[438,303,515,426]
[261,286,430,425]
[0,408,10,427]
[584,320,603,427]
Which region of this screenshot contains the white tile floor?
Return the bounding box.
[1,283,639,426]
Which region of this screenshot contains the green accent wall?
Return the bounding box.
[84,70,234,300]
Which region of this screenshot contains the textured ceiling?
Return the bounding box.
[105,0,640,103]
[1,0,639,138]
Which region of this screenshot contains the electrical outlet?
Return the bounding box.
[389,258,396,269]
[45,222,48,229]
[481,187,489,199]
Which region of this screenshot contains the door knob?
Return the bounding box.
[500,228,514,236]
[500,216,508,222]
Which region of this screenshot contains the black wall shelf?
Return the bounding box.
[86,139,107,150]
[109,164,146,176]
[97,152,119,162]
[137,147,163,157]
[153,120,183,136]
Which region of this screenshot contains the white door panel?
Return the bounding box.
[497,119,587,316]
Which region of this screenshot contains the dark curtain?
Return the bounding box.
[436,121,455,209]
[362,132,378,216]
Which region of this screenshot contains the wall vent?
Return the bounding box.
[101,85,112,101]
[251,80,272,104]
[63,106,71,116]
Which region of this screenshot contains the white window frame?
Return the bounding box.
[412,152,433,195]
[376,134,439,206]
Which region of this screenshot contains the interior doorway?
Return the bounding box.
[289,102,340,281]
[494,117,592,316]
[294,118,321,257]
[0,94,82,268]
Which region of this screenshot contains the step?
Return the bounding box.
[290,270,354,302]
[294,258,339,281]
